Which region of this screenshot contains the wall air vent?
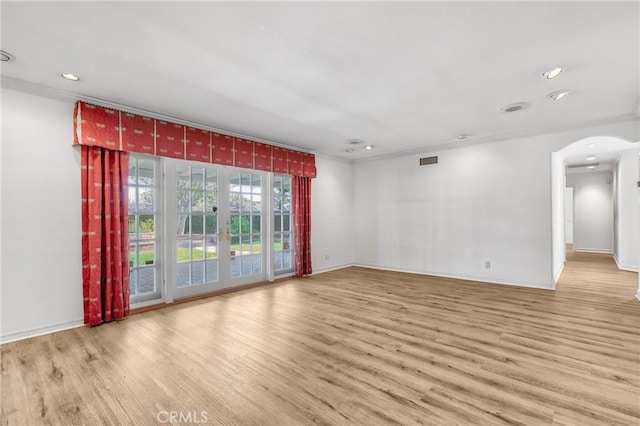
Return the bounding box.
[419,156,438,166]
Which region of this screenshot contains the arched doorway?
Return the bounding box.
[551,136,639,297]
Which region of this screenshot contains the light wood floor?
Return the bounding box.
[2,251,638,425]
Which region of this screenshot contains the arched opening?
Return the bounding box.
[551,136,639,297]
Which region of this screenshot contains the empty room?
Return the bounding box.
[1,2,639,425]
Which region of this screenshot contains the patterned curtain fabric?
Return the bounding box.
[81,145,130,326]
[293,176,312,277]
[73,101,317,178]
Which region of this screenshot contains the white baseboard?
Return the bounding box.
[636,289,640,302]
[311,263,354,275]
[352,263,555,290]
[553,263,565,288]
[574,248,613,254]
[613,255,639,273]
[0,319,84,345]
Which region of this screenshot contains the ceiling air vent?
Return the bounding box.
[419,156,438,166]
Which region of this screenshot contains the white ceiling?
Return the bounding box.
[1,2,638,160]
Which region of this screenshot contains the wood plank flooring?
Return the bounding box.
[2,251,638,425]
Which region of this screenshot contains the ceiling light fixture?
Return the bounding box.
[548,90,571,101]
[0,50,15,61]
[61,73,80,81]
[500,102,531,113]
[344,148,354,154]
[456,134,470,140]
[543,67,564,79]
[364,145,374,151]
[586,155,596,161]
[587,165,596,170]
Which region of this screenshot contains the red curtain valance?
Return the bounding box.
[73,101,316,178]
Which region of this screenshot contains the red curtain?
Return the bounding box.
[81,145,130,326]
[293,176,312,277]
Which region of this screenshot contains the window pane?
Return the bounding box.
[191,190,204,212]
[205,192,217,212]
[138,187,155,212]
[191,215,204,237]
[129,243,137,268]
[138,159,155,186]
[177,216,190,237]
[139,242,155,265]
[282,233,291,251]
[274,233,282,251]
[129,215,137,237]
[231,257,241,278]
[204,215,217,236]
[205,260,218,283]
[283,251,292,270]
[252,216,261,233]
[191,167,204,190]
[130,269,138,295]
[138,267,155,293]
[177,263,190,287]
[230,193,240,213]
[128,159,138,185]
[128,188,137,211]
[251,236,261,254]
[192,240,204,260]
[241,258,251,276]
[205,169,217,191]
[177,240,190,262]
[283,215,290,232]
[139,215,154,237]
[252,255,262,275]
[252,174,261,190]
[274,215,282,232]
[192,262,204,285]
[274,251,283,271]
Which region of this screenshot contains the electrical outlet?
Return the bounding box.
[485,261,491,269]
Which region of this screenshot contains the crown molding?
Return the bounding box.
[1,76,315,155]
[352,114,640,164]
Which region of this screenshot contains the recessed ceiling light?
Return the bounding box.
[586,155,596,161]
[500,102,531,113]
[0,50,15,61]
[548,90,571,101]
[364,145,374,151]
[456,134,470,140]
[587,165,596,170]
[344,148,354,154]
[61,73,80,81]
[543,67,564,79]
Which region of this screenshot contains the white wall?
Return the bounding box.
[551,152,565,284]
[566,171,614,253]
[1,88,83,342]
[564,187,574,244]
[353,121,639,289]
[311,156,355,273]
[615,149,639,271]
